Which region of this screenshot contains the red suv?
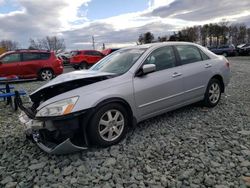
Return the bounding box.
[70,50,104,69]
[0,50,63,81]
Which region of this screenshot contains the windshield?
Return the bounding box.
[90,48,146,74]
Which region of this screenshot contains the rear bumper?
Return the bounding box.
[53,66,64,75]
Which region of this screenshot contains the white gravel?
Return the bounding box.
[0,57,250,188]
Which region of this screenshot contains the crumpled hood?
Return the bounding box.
[35,70,114,91]
[30,70,115,104]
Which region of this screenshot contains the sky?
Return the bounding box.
[0,0,250,50]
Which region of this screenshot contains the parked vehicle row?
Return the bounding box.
[0,48,119,80]
[208,43,250,56]
[17,42,231,154]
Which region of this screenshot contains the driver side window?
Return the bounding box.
[1,53,21,64]
[144,46,176,71]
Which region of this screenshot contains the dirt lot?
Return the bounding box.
[0,56,250,188]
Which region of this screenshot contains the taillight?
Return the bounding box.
[225,60,230,68]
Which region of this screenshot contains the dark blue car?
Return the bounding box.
[209,44,236,57]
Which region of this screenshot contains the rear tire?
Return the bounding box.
[203,78,222,107]
[87,103,129,147]
[39,69,54,81]
[79,62,88,69]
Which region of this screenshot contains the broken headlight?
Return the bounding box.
[36,97,79,117]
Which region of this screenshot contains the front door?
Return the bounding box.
[133,46,184,119]
[0,53,21,77]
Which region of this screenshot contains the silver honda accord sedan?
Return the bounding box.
[16,42,231,154]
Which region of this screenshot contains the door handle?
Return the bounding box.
[205,64,212,68]
[172,72,182,78]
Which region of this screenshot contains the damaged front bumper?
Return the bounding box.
[16,92,89,154]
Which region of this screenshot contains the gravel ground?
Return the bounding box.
[0,57,250,188]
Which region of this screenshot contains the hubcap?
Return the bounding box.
[98,109,124,142]
[41,70,53,80]
[208,83,220,104]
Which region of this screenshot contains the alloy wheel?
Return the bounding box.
[41,70,53,81]
[208,82,221,104]
[98,109,125,142]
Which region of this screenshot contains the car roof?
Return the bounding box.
[123,41,202,50]
[3,49,50,55]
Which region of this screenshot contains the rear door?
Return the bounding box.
[174,45,213,101]
[20,52,42,78]
[0,53,21,77]
[133,46,185,118]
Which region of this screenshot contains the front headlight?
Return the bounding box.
[36,96,79,117]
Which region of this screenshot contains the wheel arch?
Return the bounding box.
[38,67,54,75]
[81,60,88,64]
[210,74,225,93]
[80,97,136,146]
[94,97,136,126]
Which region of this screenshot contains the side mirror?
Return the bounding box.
[0,61,3,65]
[137,64,156,76]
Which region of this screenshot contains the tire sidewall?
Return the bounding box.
[204,79,222,107]
[88,103,129,147]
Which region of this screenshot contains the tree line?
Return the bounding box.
[0,36,65,53]
[1,22,250,53]
[138,22,250,47]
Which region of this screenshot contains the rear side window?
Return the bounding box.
[85,51,94,55]
[176,45,202,65]
[40,53,51,60]
[92,51,103,56]
[199,50,210,60]
[23,53,40,61]
[1,53,21,63]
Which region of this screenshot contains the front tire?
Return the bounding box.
[203,78,222,107]
[88,103,129,147]
[39,69,54,81]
